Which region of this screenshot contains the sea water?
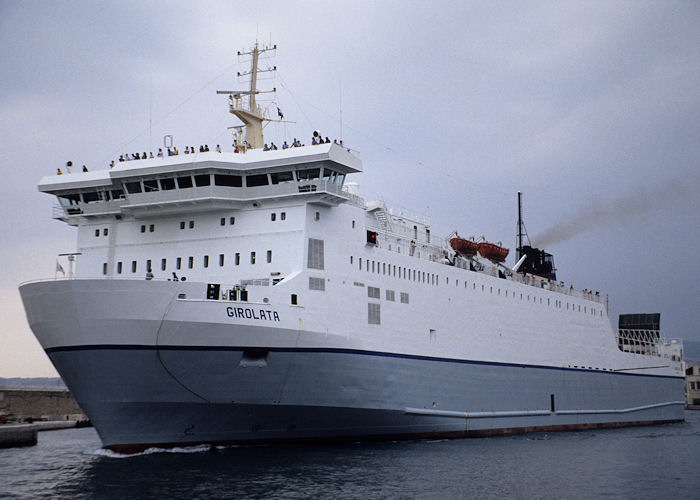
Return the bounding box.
[2,411,699,499]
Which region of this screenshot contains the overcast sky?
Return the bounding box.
[1,1,698,377]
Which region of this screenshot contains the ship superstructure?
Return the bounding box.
[20,43,685,452]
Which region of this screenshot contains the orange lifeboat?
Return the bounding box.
[450,237,479,257]
[478,241,509,263]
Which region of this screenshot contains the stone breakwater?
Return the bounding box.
[0,386,86,422]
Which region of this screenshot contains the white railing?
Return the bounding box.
[617,329,665,356]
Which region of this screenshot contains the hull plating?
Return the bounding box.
[47,346,684,451]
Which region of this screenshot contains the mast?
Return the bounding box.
[216,42,277,151]
[517,191,525,261]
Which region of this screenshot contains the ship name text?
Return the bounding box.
[226,306,280,322]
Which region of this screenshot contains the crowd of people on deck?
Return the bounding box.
[261,132,344,152]
[58,131,349,175]
[115,144,224,163]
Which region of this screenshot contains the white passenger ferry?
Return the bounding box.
[19,43,685,453]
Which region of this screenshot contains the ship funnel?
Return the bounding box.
[516,192,557,281]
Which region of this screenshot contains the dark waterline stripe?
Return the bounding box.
[44,344,683,380]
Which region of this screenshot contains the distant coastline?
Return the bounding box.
[0,377,66,389]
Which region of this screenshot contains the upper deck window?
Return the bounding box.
[214,174,242,187]
[322,169,336,183]
[194,174,211,187]
[160,178,176,190]
[111,189,124,200]
[246,174,269,187]
[143,180,159,192]
[58,193,81,206]
[336,173,345,185]
[297,168,320,180]
[82,191,100,203]
[270,171,294,184]
[124,181,142,194]
[177,176,193,189]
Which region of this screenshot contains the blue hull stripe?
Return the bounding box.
[44,343,683,380]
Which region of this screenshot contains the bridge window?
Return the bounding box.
[323,168,337,183]
[270,171,294,184]
[297,168,320,180]
[176,176,193,189]
[194,174,210,187]
[124,181,142,194]
[82,191,100,203]
[58,193,81,206]
[160,178,176,190]
[246,174,268,187]
[215,174,242,187]
[143,180,159,192]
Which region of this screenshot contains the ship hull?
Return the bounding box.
[21,279,685,452]
[47,343,684,452]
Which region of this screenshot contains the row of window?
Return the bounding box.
[689,381,700,391]
[352,254,601,317]
[94,223,155,237]
[104,250,274,275]
[121,168,346,194]
[94,212,287,238]
[59,165,347,208]
[352,256,439,286]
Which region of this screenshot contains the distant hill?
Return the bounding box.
[0,377,66,389]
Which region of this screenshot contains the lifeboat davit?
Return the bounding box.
[478,241,509,263]
[449,237,479,257]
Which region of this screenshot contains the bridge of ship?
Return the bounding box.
[41,145,363,221]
